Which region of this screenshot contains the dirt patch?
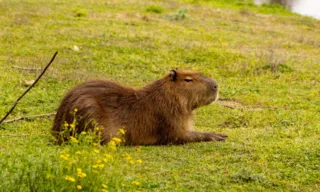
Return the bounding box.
[217,99,244,109]
[217,98,264,111]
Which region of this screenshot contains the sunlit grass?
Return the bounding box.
[0,0,319,191]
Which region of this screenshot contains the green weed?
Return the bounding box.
[145,5,164,14]
[170,8,188,20]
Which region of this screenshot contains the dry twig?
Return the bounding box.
[2,113,56,123]
[0,134,30,137]
[0,52,58,126]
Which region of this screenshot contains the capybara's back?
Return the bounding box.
[52,69,227,145]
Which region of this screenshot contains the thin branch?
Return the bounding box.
[0,134,30,138]
[2,113,56,123]
[0,52,58,125]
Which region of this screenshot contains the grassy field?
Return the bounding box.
[0,0,319,191]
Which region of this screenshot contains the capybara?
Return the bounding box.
[52,69,227,145]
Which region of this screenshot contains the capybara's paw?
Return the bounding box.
[210,133,228,141]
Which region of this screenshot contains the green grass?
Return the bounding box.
[0,0,319,191]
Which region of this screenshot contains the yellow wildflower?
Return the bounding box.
[74,108,78,112]
[108,141,116,150]
[95,126,104,131]
[92,163,104,169]
[101,189,109,192]
[102,184,107,188]
[70,123,75,129]
[78,172,87,178]
[68,159,76,166]
[111,137,122,144]
[77,185,82,190]
[126,154,133,161]
[103,154,113,163]
[132,181,140,186]
[70,136,79,143]
[104,154,113,159]
[108,140,116,146]
[96,159,102,164]
[77,168,87,178]
[136,159,143,164]
[104,153,113,159]
[93,149,100,154]
[63,122,69,127]
[92,164,104,169]
[64,175,76,182]
[59,152,69,160]
[118,128,125,135]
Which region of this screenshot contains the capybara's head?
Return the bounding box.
[166,69,219,110]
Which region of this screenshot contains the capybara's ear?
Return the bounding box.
[169,70,177,81]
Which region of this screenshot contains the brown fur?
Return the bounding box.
[52,69,227,145]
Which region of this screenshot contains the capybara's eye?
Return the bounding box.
[184,76,193,82]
